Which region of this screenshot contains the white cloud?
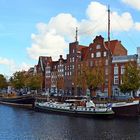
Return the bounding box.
[134,22,140,30]
[0,57,14,65]
[86,1,107,21]
[46,13,79,39]
[122,0,140,10]
[80,1,133,35]
[27,13,79,60]
[27,30,68,60]
[0,57,31,76]
[27,1,137,60]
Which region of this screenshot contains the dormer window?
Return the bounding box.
[96,44,101,49]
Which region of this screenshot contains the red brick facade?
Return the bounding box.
[36,35,137,96]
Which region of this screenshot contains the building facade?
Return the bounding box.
[36,35,138,97]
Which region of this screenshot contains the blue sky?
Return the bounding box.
[0,0,140,77]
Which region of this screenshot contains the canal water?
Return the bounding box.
[0,105,140,140]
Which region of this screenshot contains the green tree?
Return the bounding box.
[26,74,43,91]
[10,71,26,89]
[0,74,8,89]
[10,71,43,93]
[119,62,140,96]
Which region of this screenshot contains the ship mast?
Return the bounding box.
[108,5,112,97]
[75,27,78,96]
[108,5,110,49]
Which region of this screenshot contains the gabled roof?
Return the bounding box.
[105,40,127,54]
[38,56,52,72]
[105,40,118,53]
[78,45,87,51]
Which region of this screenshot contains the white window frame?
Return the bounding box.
[105,67,108,75]
[114,66,118,75]
[73,49,75,53]
[114,76,119,84]
[91,53,94,58]
[105,59,108,65]
[96,44,101,49]
[121,65,125,74]
[96,52,101,57]
[104,51,107,57]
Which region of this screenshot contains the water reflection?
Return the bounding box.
[0,105,140,140]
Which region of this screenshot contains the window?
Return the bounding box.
[114,76,119,84]
[78,64,80,69]
[91,53,94,58]
[90,61,93,67]
[96,52,101,57]
[114,66,118,75]
[121,65,125,74]
[72,57,74,62]
[96,44,101,49]
[105,59,108,65]
[104,51,107,57]
[105,67,108,75]
[120,78,123,84]
[72,65,74,69]
[73,49,75,53]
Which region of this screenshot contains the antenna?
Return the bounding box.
[75,27,78,42]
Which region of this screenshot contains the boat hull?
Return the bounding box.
[112,100,140,117]
[35,103,114,118]
[0,95,35,108]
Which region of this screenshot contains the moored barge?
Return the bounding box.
[112,99,140,117]
[35,100,114,118]
[0,94,35,108]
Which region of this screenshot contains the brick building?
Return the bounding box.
[112,55,138,96]
[36,35,138,97]
[37,56,52,91]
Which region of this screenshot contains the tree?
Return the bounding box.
[0,74,8,89]
[119,62,140,96]
[10,71,43,93]
[77,62,105,97]
[10,71,26,89]
[26,73,43,91]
